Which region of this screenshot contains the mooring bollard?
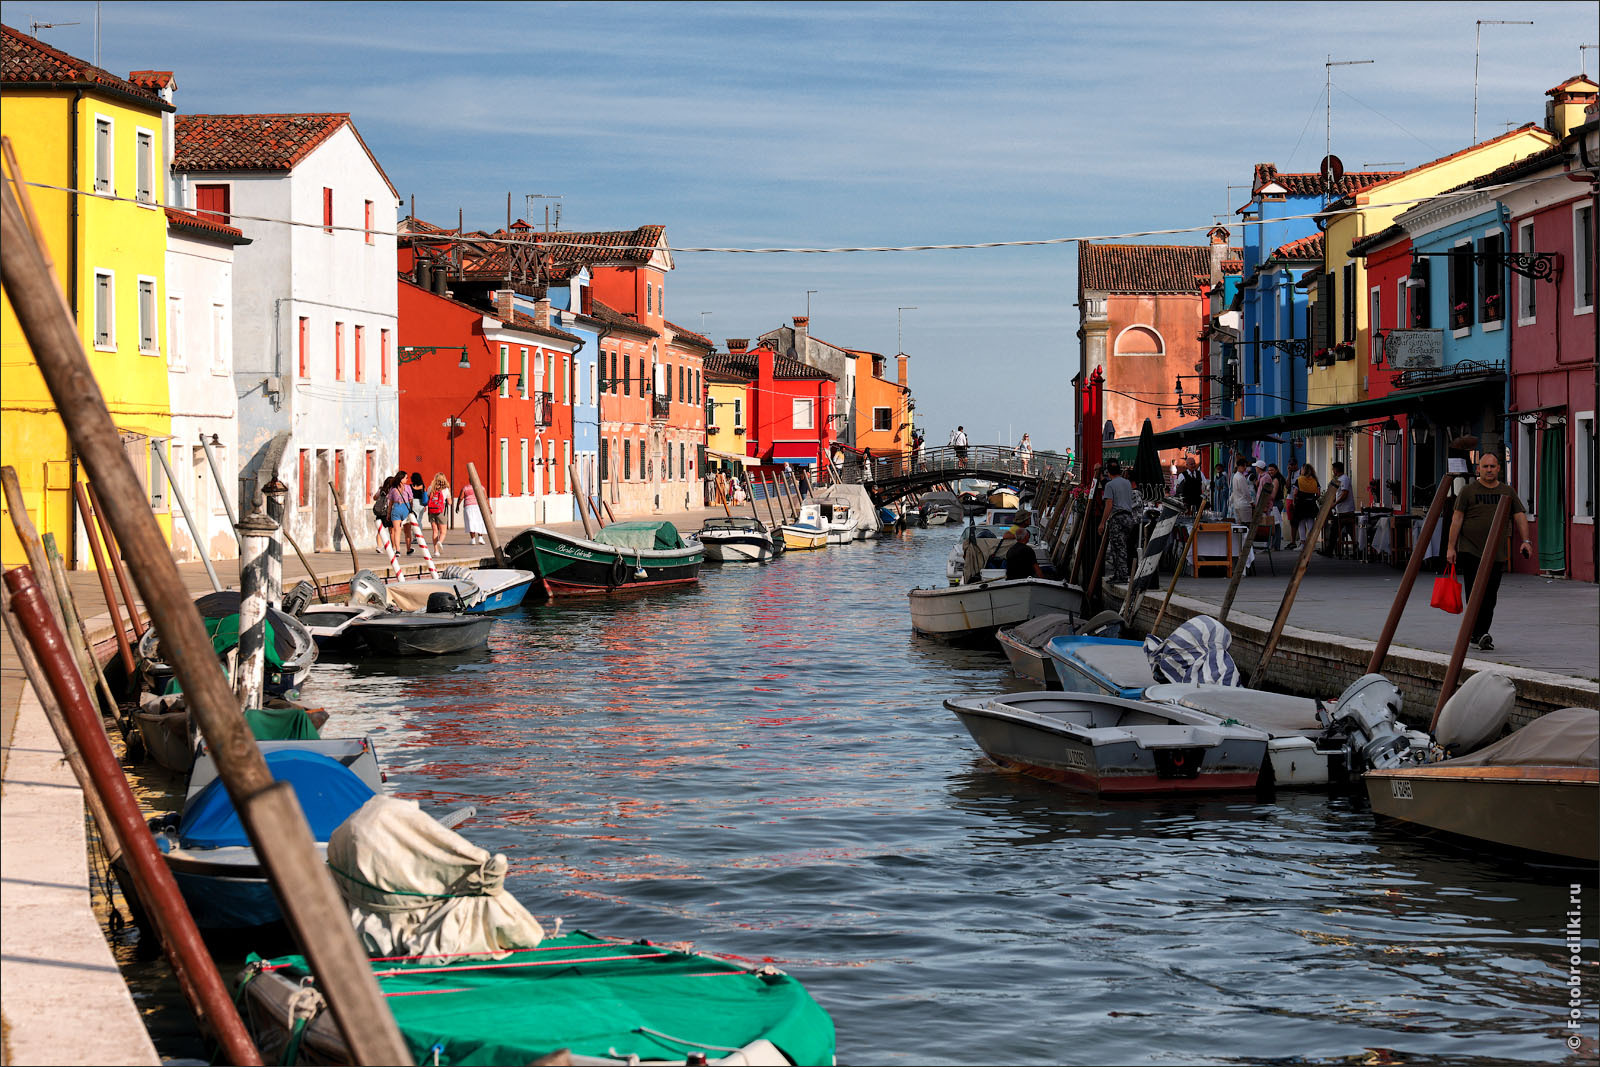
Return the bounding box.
[260,477,288,609]
[235,509,277,710]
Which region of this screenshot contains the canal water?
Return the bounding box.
[110,525,1595,1065]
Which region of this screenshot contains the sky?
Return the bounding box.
[9,1,1596,453]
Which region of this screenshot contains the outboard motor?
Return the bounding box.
[1320,674,1415,771]
[348,569,387,608]
[425,591,463,614]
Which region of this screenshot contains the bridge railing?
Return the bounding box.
[832,444,1075,487]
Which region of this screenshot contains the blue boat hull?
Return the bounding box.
[464,577,536,613]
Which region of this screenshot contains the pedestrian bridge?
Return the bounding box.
[838,445,1074,506]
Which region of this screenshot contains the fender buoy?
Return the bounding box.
[610,555,628,588]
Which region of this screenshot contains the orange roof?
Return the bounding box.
[1,25,172,110]
[165,206,247,244]
[174,113,397,197]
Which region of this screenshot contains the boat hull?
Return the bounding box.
[908,579,1083,642]
[782,526,829,550]
[351,614,493,656]
[996,628,1058,687]
[462,571,537,613]
[1365,765,1599,863]
[506,527,702,596]
[702,533,775,562]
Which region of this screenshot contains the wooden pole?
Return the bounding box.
[329,480,362,576]
[1431,495,1512,728]
[0,467,66,628]
[86,482,145,640]
[1085,507,1113,605]
[153,443,222,592]
[1217,475,1274,624]
[44,533,122,723]
[1251,485,1339,687]
[569,463,596,539]
[5,572,261,1065]
[1366,488,1451,674]
[757,472,781,528]
[1,169,414,1065]
[1149,534,1188,637]
[780,468,802,521]
[70,481,136,678]
[278,523,325,602]
[465,462,506,567]
[745,469,765,526]
[1066,482,1102,579]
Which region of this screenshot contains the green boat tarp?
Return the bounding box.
[593,521,687,552]
[243,704,321,742]
[204,614,287,667]
[247,931,834,1066]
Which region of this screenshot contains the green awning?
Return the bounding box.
[1147,374,1503,450]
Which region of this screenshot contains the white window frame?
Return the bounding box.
[499,437,509,496]
[167,294,184,369]
[1451,237,1474,339]
[792,397,814,430]
[873,406,892,431]
[1575,204,1595,316]
[563,441,571,486]
[1395,279,1407,334]
[1369,285,1382,363]
[499,344,510,398]
[1113,324,1165,356]
[1575,411,1595,525]
[1516,420,1538,518]
[1516,220,1537,325]
[93,114,114,194]
[548,440,556,488]
[93,269,115,350]
[211,302,229,375]
[1480,227,1505,332]
[135,127,156,204]
[137,275,158,355]
[520,349,530,399]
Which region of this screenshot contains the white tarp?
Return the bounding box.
[327,796,544,961]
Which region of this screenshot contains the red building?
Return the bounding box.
[1349,228,1415,510]
[396,277,581,525]
[719,339,839,472]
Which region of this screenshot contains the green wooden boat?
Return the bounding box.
[505,521,703,597]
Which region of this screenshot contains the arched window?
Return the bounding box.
[1114,325,1165,356]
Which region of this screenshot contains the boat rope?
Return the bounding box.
[632,1027,744,1054]
[325,862,475,904]
[372,950,674,977]
[281,983,324,1066]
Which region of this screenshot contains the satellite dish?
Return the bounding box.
[1320,154,1345,188]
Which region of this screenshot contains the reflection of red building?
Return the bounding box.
[716,339,838,471]
[396,278,581,523]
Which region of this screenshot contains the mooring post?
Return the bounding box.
[235,509,276,710]
[1367,486,1451,675]
[259,477,287,609]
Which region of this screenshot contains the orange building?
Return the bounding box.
[849,348,914,468]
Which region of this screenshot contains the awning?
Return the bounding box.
[771,441,819,461]
[1146,375,1504,451]
[705,448,756,466]
[771,455,817,465]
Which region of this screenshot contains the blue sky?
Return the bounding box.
[11,1,1595,451]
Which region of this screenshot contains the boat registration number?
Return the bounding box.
[1065,749,1089,770]
[1390,780,1413,800]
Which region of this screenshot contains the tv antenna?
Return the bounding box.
[1581,44,1597,77]
[29,18,80,35]
[1474,20,1533,143]
[525,194,563,232]
[1325,55,1374,196]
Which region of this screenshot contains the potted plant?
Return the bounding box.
[1452,301,1471,329]
[1483,292,1502,322]
[1334,342,1356,361]
[1312,347,1335,367]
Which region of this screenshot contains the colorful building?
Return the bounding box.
[1,27,176,568]
[757,317,856,444]
[721,339,839,472]
[848,348,914,470]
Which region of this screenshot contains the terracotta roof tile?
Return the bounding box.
[1251,162,1405,200]
[165,205,247,244]
[174,113,349,171]
[1079,243,1240,293]
[664,320,713,350]
[705,346,835,382]
[1270,231,1324,261]
[1348,224,1406,257]
[127,70,173,90]
[703,352,754,383]
[585,298,657,338]
[2,25,171,109]
[401,219,665,284]
[1324,124,1557,208]
[507,310,584,345]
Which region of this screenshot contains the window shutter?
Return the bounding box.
[1342,264,1356,342]
[96,274,112,346]
[1413,260,1431,327]
[1314,274,1332,349]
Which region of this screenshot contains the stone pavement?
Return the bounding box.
[1166,547,1598,682]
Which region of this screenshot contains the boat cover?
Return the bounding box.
[385,578,478,613]
[247,931,837,1066]
[243,704,321,741]
[1444,708,1599,769]
[178,750,374,849]
[595,520,688,551]
[1144,615,1240,686]
[328,796,544,962]
[193,591,299,663]
[1008,613,1082,650]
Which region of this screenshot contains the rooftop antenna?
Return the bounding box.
[806,290,817,318]
[897,306,917,355]
[1473,19,1533,144]
[93,1,100,66]
[1325,55,1374,197]
[526,194,563,232]
[28,18,81,35]
[1581,44,1598,77]
[700,311,713,332]
[1361,162,1405,168]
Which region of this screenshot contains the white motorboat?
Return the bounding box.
[697,515,779,562]
[908,577,1083,643]
[819,501,860,544]
[781,504,830,550]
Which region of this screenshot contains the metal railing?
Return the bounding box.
[834,444,1075,489]
[651,393,671,420]
[534,391,554,427]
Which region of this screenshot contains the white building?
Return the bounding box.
[164,206,247,563]
[172,113,399,552]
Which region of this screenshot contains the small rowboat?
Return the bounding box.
[506,521,703,596]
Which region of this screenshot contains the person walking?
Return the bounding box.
[1445,452,1532,652]
[428,473,451,551]
[384,475,409,553]
[861,447,875,484]
[1098,457,1137,584]
[1228,456,1257,530]
[1017,433,1033,476]
[1291,462,1321,549]
[950,425,969,468]
[406,472,429,554]
[457,479,487,546]
[1266,464,1288,550]
[1324,461,1356,557]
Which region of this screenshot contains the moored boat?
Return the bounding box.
[138,590,317,697]
[1045,635,1157,699]
[908,577,1083,643]
[781,503,830,550]
[997,611,1122,687]
[698,515,779,562]
[946,690,1269,795]
[458,567,538,612]
[506,520,703,596]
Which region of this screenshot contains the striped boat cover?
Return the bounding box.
[1143,614,1240,686]
[1130,504,1182,595]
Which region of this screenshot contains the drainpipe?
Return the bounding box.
[67,89,83,567]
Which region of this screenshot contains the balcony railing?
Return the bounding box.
[652,393,671,420]
[534,391,554,428]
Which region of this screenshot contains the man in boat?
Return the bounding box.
[1445,451,1532,652]
[1003,526,1042,579]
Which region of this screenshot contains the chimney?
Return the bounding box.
[727,338,749,355]
[492,289,515,322]
[1208,226,1230,286]
[897,352,909,387]
[534,295,551,328]
[1546,76,1598,138]
[792,316,809,352]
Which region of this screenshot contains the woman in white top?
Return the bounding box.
[457,481,487,545]
[1017,433,1033,475]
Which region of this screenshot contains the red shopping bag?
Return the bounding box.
[1430,564,1463,614]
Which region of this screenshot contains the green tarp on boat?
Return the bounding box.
[204,614,287,667]
[247,931,835,1065]
[243,703,321,741]
[593,521,687,552]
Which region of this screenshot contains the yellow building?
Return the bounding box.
[1304,123,1557,491]
[1,27,175,568]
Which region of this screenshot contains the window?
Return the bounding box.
[334,322,345,380]
[609,352,618,393]
[1479,233,1504,324]
[733,398,742,428]
[322,187,334,233]
[94,270,114,348]
[1575,412,1595,523]
[873,406,892,431]
[793,397,814,430]
[599,438,609,481]
[211,302,227,375]
[1396,280,1407,340]
[624,439,632,480]
[499,438,509,496]
[589,361,596,405]
[150,440,167,511]
[136,129,155,203]
[520,349,530,399]
[1369,287,1381,363]
[364,199,374,244]
[1517,221,1537,322]
[548,441,556,489]
[167,295,184,368]
[1516,420,1538,515]
[564,356,572,403]
[354,325,365,382]
[678,443,685,482]
[94,116,112,193]
[1341,263,1356,342]
[1576,205,1595,313]
[640,438,647,479]
[380,328,391,385]
[298,316,310,377]
[1449,240,1475,330]
[1410,260,1431,328]
[297,450,310,506]
[365,450,375,500]
[499,345,510,398]
[623,353,632,395]
[1113,325,1164,356]
[646,283,653,314]
[195,184,230,224]
[520,438,529,496]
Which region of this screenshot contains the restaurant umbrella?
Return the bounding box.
[1131,418,1166,497]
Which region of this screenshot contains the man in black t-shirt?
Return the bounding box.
[1004,527,1041,579]
[1445,452,1532,651]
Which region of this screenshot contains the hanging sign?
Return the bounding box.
[1384,329,1444,369]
